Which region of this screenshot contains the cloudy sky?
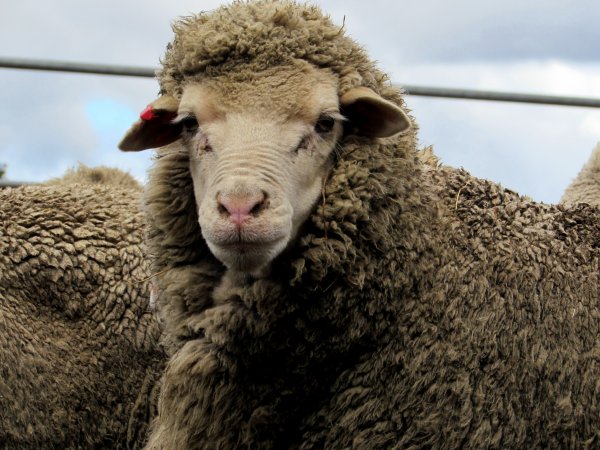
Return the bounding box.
[1,0,599,203]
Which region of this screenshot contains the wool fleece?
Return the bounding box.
[44,163,142,190]
[140,1,600,449]
[561,142,600,207]
[0,181,164,449]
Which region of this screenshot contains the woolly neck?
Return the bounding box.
[143,122,443,449]
[144,128,439,348]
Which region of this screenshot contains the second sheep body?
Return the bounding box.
[0,168,164,449]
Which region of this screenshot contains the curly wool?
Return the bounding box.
[159,0,399,102]
[0,174,164,449]
[45,163,142,190]
[144,2,600,449]
[560,142,600,206]
[148,141,600,450]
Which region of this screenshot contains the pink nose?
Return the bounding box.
[217,192,266,227]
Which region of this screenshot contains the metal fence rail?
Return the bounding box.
[0,57,156,78]
[401,85,600,108]
[2,57,600,108]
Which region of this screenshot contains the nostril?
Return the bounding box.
[249,201,262,216]
[217,202,228,216]
[216,193,228,216]
[249,191,268,216]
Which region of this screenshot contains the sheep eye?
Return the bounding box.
[314,115,336,134]
[180,115,199,133]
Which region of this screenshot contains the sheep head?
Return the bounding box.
[119,62,410,274]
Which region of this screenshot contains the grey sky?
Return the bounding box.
[350,0,600,63]
[4,1,599,64]
[1,0,599,202]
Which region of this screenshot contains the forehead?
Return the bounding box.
[179,63,339,122]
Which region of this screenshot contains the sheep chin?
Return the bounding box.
[205,235,289,273]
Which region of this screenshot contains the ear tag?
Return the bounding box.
[140,105,157,121]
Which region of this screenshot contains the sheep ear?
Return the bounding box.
[118,96,181,151]
[340,87,411,138]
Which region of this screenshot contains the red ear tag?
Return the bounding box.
[140,105,156,121]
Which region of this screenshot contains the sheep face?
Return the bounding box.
[119,63,411,275]
[180,66,343,273]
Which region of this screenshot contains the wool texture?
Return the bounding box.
[0,171,165,449]
[143,2,600,449]
[561,142,600,206]
[44,163,142,190]
[159,0,401,105]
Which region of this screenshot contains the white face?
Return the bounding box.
[176,68,343,273]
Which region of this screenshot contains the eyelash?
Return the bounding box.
[293,113,340,153]
[314,114,336,134]
[179,114,199,134]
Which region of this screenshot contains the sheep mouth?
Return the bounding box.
[219,239,281,253]
[202,224,291,270]
[207,236,289,272]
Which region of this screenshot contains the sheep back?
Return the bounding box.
[561,142,600,207]
[44,164,142,191]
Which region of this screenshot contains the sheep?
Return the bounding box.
[0,166,165,449]
[560,142,600,206]
[44,163,142,190]
[119,1,600,449]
